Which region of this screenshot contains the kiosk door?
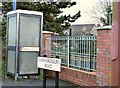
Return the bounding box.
[7,15,17,75]
[18,14,41,75]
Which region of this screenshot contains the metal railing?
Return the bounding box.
[44,36,97,72]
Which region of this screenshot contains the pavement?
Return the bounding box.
[1,76,79,88]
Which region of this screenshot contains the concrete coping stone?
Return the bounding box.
[96,25,111,30]
[42,31,53,34]
[61,66,96,76]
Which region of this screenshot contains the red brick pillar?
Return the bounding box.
[42,31,53,57]
[96,26,111,86]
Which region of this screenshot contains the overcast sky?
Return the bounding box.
[61,0,112,25]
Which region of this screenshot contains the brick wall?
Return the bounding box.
[46,66,96,86]
[96,27,111,86]
[42,27,112,86]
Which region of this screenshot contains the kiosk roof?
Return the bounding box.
[7,10,43,16]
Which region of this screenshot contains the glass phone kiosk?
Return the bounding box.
[6,10,43,81]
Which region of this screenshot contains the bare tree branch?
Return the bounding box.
[85,0,112,25]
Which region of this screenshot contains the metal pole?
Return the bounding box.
[55,71,59,88]
[43,69,46,88]
[109,12,112,25]
[43,55,47,88]
[69,28,71,67]
[89,36,90,70]
[14,9,19,82]
[67,36,70,68]
[13,0,16,11]
[90,38,93,72]
[84,36,85,69]
[55,56,59,88]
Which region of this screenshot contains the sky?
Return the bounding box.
[61,0,112,25]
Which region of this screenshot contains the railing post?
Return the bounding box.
[69,28,71,68]
[90,38,93,72]
[67,36,70,68]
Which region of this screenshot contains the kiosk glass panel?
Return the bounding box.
[8,16,16,46]
[7,51,15,73]
[19,52,38,74]
[20,15,40,46]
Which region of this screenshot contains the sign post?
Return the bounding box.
[43,69,46,88]
[42,55,47,88]
[55,56,60,88]
[55,71,59,88]
[37,56,61,88]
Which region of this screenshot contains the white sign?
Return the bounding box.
[37,57,61,72]
[20,47,39,51]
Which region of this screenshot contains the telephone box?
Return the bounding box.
[6,10,43,79]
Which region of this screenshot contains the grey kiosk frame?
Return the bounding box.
[6,10,43,81]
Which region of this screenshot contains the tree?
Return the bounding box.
[99,1,112,25]
[1,0,81,61]
[2,0,81,34]
[86,0,112,26]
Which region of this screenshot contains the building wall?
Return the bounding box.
[71,24,97,36]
